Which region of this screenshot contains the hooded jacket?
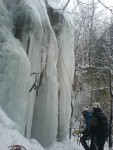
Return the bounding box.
[88,108,108,138]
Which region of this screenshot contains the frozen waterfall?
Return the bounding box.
[0,0,75,147]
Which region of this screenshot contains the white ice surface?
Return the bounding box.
[0,0,75,147]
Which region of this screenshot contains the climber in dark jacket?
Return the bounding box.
[87,102,108,150]
[80,107,92,150]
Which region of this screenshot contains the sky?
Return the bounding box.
[49,0,113,17]
[67,0,113,7]
[104,0,113,7]
[56,0,113,16]
[62,0,113,24]
[67,0,113,12]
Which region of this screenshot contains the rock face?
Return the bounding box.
[74,66,111,120]
[0,0,75,147]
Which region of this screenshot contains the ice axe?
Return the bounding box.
[29,72,39,92]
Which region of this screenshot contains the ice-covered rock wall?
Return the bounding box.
[46,6,75,141]
[30,5,59,146]
[57,19,74,141]
[0,0,75,147]
[0,0,30,134]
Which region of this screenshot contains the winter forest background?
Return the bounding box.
[0,0,113,150]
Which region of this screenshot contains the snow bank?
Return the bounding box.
[46,139,82,150]
[0,125,45,150]
[0,106,44,150]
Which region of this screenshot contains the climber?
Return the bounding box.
[80,107,93,150]
[87,102,108,150]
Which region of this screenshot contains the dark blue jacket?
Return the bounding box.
[85,112,92,129]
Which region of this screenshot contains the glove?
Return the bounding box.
[81,129,88,134]
[72,130,81,135]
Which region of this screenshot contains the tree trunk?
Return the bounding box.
[109,72,113,148]
[69,95,74,139]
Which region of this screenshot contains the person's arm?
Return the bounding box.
[87,116,98,136]
[86,115,92,129]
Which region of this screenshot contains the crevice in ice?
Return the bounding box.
[26,37,30,56]
[39,70,44,87]
[14,16,24,41]
[45,55,48,77]
[57,89,60,141]
[24,123,27,137]
[47,6,62,38]
[14,1,32,41]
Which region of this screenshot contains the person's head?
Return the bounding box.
[92,102,101,112]
[81,107,88,118]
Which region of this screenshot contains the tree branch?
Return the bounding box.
[98,0,113,14]
[62,0,71,12]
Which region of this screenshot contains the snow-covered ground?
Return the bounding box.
[46,140,110,150]
[0,125,111,150]
[0,106,111,150]
[46,140,83,150]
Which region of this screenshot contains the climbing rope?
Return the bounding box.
[8,145,27,150]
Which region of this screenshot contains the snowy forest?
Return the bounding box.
[0,0,113,150]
